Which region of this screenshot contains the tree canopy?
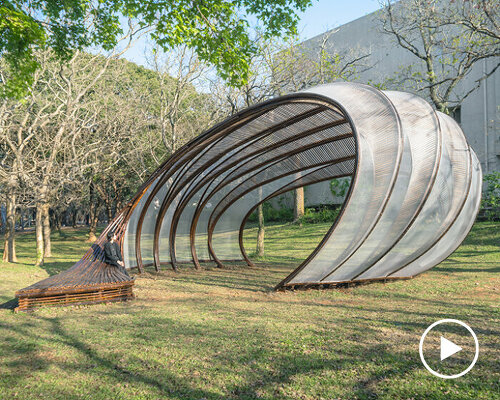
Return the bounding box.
[0,0,314,97]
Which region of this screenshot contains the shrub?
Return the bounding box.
[299,205,341,224]
[330,177,351,199]
[481,172,500,221]
[247,201,294,223]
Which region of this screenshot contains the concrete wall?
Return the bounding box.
[289,6,499,206]
[300,8,499,175]
[269,180,348,210]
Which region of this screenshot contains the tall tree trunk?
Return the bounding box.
[35,204,44,267]
[294,187,305,222]
[87,210,99,243]
[116,199,123,214]
[2,189,17,262]
[71,208,78,228]
[256,204,265,257]
[54,210,62,235]
[41,203,52,257]
[20,208,24,231]
[87,182,98,242]
[113,182,122,217]
[106,203,113,223]
[0,205,4,234]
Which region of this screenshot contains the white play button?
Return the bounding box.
[419,319,479,379]
[440,336,462,361]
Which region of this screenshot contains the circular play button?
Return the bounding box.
[419,319,479,379]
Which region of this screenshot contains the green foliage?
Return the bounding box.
[248,201,294,223]
[300,205,340,224]
[329,176,351,199]
[481,172,500,220]
[247,202,342,224]
[0,3,45,98]
[0,0,314,97]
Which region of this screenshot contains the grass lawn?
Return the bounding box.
[0,222,499,400]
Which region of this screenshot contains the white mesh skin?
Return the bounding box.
[391,151,482,278]
[157,189,182,263]
[211,166,327,261]
[288,83,402,284]
[320,91,440,282]
[356,112,471,280]
[236,160,357,262]
[123,177,161,268]
[140,177,173,266]
[207,138,356,262]
[167,107,349,265]
[118,82,481,289]
[156,102,344,267]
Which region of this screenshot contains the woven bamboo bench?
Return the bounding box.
[15,224,134,312]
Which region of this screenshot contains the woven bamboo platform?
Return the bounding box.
[15,216,135,312]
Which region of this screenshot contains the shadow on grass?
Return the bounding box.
[139,262,297,293]
[436,264,500,274]
[0,311,422,399]
[0,298,18,310]
[4,306,497,400]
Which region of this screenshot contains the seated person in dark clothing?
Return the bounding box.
[103,231,131,278]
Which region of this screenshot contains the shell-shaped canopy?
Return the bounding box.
[121,82,481,288]
[16,82,482,299]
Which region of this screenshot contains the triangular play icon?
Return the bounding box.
[440,336,462,361]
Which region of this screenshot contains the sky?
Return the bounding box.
[122,0,382,67]
[295,0,381,41]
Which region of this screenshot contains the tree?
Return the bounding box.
[263,33,370,222]
[147,45,210,155]
[443,0,499,42]
[0,93,18,262]
[0,25,136,265]
[381,0,499,114]
[1,0,315,97]
[265,33,371,94]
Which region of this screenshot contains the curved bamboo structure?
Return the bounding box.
[15,83,482,311]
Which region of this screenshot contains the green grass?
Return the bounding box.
[0,222,499,400]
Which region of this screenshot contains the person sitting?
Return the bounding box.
[103,231,131,278]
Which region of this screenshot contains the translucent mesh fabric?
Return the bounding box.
[157,189,183,263]
[273,160,356,197]
[164,107,351,264]
[215,119,351,190]
[289,83,402,284]
[209,137,356,229]
[205,132,355,262]
[137,101,322,266]
[391,151,481,278]
[172,102,323,188]
[191,164,264,262]
[140,176,173,265]
[237,160,357,259]
[190,163,285,263]
[123,176,160,268]
[153,102,345,265]
[212,166,325,260]
[357,112,471,280]
[320,91,440,282]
